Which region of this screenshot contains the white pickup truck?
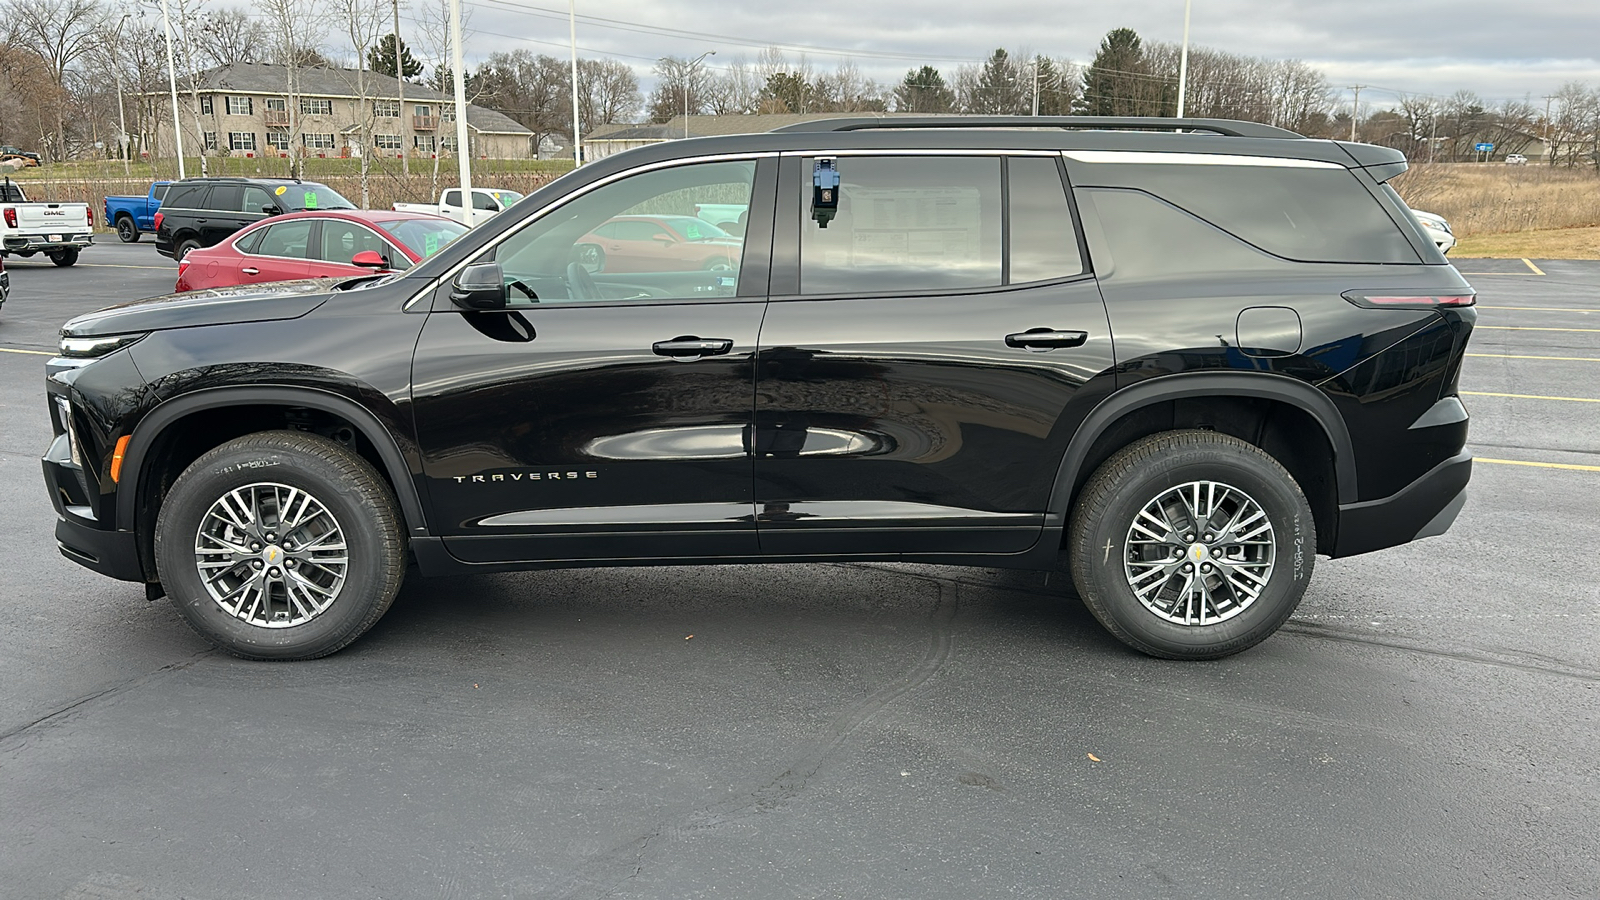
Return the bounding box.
[393,187,523,227]
[1,178,93,267]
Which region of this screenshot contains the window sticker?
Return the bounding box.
[424,232,440,256]
[304,191,318,209]
[274,186,287,196]
[683,222,702,240]
[846,187,982,268]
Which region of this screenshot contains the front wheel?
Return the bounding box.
[49,248,79,267]
[116,216,140,242]
[1067,430,1315,660]
[155,431,406,660]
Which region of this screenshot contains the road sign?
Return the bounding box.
[1475,142,1494,152]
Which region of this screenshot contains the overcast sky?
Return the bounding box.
[451,0,1600,108]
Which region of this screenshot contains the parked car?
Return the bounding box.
[44,115,1476,662]
[0,255,9,312]
[175,209,468,292]
[0,146,42,166]
[393,187,522,227]
[154,177,355,260]
[1411,209,1456,255]
[573,214,742,274]
[1,177,93,266]
[104,182,171,243]
[1505,153,1528,166]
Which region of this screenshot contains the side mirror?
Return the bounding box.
[651,233,674,243]
[351,250,388,269]
[261,205,277,215]
[451,262,507,310]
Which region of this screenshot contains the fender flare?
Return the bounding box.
[1046,372,1358,519]
[116,386,428,534]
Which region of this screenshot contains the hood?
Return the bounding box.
[62,278,340,338]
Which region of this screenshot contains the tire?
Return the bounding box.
[155,430,406,660]
[702,257,736,272]
[49,248,79,267]
[1067,430,1315,660]
[176,239,201,261]
[116,215,140,243]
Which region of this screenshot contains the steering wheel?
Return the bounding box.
[566,261,600,301]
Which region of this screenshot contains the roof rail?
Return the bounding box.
[770,116,1304,140]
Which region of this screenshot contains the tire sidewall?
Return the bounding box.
[1080,443,1314,658]
[117,217,139,242]
[156,439,395,659]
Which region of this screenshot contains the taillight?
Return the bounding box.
[153,211,164,231]
[1342,291,1476,310]
[87,207,94,226]
[2,207,15,228]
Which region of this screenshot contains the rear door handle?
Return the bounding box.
[653,336,733,358]
[1005,328,1089,351]
[241,267,259,275]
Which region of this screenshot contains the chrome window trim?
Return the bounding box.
[779,148,1061,158]
[405,151,777,309]
[1063,150,1344,169]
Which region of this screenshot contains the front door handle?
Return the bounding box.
[241,267,259,275]
[1005,328,1089,351]
[653,336,733,358]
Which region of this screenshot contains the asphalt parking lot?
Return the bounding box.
[2,242,1597,899]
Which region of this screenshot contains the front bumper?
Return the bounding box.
[1333,450,1471,557]
[3,233,93,252]
[42,432,146,582]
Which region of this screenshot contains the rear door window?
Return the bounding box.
[206,185,243,212]
[798,156,1002,295]
[255,219,315,259]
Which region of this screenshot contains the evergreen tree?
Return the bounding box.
[893,65,955,113]
[1079,28,1166,117]
[367,34,423,79]
[970,49,1026,114]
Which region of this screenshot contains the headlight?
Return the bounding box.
[59,332,146,359]
[55,396,81,467]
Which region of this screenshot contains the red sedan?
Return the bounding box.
[175,209,468,292]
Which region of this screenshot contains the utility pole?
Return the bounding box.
[684,51,714,139]
[1176,0,1192,118]
[569,0,581,165]
[1348,85,1365,142]
[1542,94,1557,165]
[112,13,133,177]
[158,0,185,178]
[448,0,472,226]
[393,0,408,175]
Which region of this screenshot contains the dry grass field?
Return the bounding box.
[1391,163,1600,239]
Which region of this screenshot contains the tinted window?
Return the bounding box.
[152,184,170,201]
[319,220,394,266]
[1081,159,1419,264]
[241,186,275,213]
[490,159,754,303]
[800,156,1001,295]
[233,226,265,254]
[206,185,242,212]
[471,191,498,211]
[1008,157,1084,283]
[165,185,209,209]
[255,220,315,259]
[442,190,461,206]
[1081,188,1286,280]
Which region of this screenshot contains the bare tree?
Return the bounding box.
[576,57,640,135]
[192,7,269,67]
[3,0,103,159]
[337,0,386,205]
[258,0,327,177]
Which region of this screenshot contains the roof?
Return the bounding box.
[585,124,675,142]
[178,63,532,135]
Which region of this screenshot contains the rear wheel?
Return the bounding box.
[1067,430,1315,660]
[48,248,78,267]
[116,215,140,243]
[176,239,201,261]
[155,431,406,660]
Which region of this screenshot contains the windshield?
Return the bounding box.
[277,183,356,212]
[490,190,523,207]
[661,216,733,241]
[379,217,470,258]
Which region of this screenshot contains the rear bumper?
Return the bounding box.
[1332,450,1471,557]
[3,233,93,252]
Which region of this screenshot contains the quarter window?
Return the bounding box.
[799,156,1002,295]
[488,159,756,303]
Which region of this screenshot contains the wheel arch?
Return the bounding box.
[117,387,427,544]
[1049,374,1355,552]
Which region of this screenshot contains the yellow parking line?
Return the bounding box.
[1479,458,1600,473]
[1462,390,1600,403]
[1478,306,1600,313]
[1467,353,1600,362]
[0,347,54,356]
[1522,258,1546,275]
[1476,325,1600,332]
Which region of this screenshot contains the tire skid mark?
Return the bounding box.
[0,650,214,750]
[542,577,958,900]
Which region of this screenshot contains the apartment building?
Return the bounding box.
[151,62,534,160]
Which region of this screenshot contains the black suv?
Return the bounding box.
[154,177,355,260]
[44,117,1475,661]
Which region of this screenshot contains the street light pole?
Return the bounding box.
[684,51,714,139]
[569,0,581,165]
[1176,0,1191,118]
[393,0,408,176]
[447,0,473,226]
[158,0,185,178]
[112,13,132,176]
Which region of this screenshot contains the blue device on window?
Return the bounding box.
[812,158,839,228]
